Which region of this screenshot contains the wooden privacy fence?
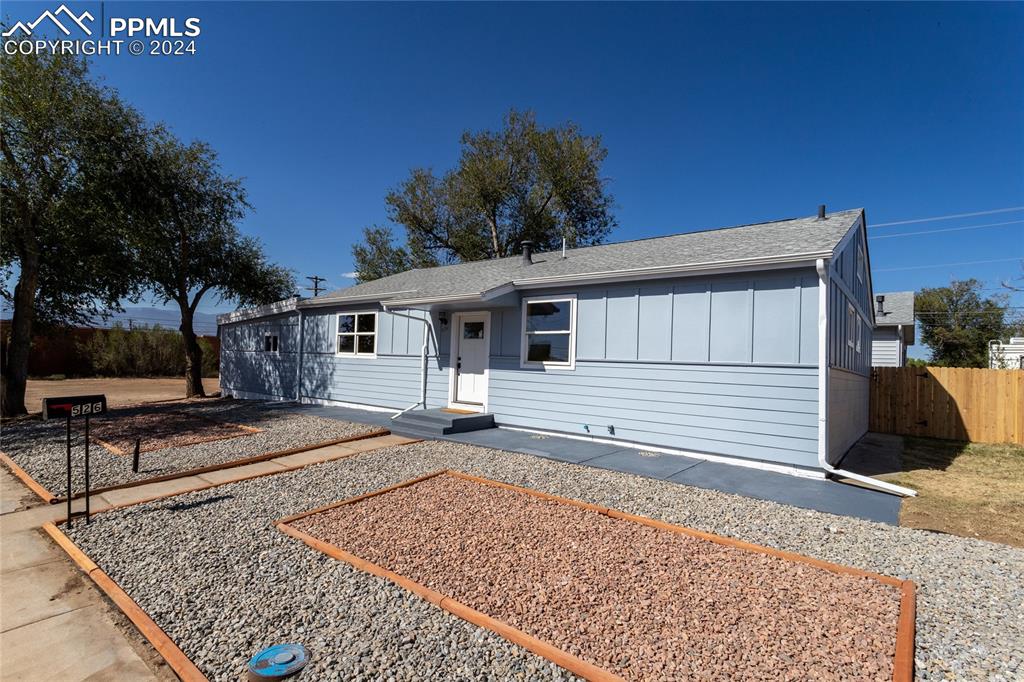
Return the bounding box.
[870,367,1024,444]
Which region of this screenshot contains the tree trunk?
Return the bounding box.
[178,305,206,398]
[1,254,40,417]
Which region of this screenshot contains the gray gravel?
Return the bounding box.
[66,439,1023,681]
[0,400,378,495]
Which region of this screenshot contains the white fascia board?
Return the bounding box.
[217,297,299,325]
[297,290,417,308]
[511,253,828,290]
[385,292,487,307]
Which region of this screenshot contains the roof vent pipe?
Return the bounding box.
[876,294,885,314]
[818,204,827,220]
[521,240,534,265]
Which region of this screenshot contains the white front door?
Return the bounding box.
[452,312,489,407]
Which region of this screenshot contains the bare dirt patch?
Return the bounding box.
[884,438,1024,547]
[23,376,221,413]
[290,473,905,681]
[83,411,256,455]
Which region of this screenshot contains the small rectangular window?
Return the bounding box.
[847,304,856,349]
[855,316,862,353]
[337,312,377,357]
[264,334,279,353]
[856,246,865,284]
[521,296,576,368]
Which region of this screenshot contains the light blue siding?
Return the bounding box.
[489,359,819,467]
[574,269,818,365]
[576,290,607,359]
[637,284,673,361]
[752,276,799,364]
[605,287,639,361]
[671,282,711,362]
[709,279,751,362]
[219,313,300,398]
[220,266,823,468]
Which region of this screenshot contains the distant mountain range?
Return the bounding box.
[1,306,220,336]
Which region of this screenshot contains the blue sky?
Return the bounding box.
[5,1,1023,355]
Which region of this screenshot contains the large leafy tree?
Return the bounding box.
[916,279,1010,367]
[352,109,615,281]
[134,133,295,397]
[1,48,149,416]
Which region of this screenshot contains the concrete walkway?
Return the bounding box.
[1,468,166,681]
[297,404,902,524]
[1,432,414,681]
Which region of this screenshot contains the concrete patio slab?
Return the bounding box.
[448,428,625,463]
[582,448,703,479]
[667,461,902,524]
[270,403,901,524]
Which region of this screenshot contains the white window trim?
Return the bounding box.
[855,316,862,353]
[336,311,378,359]
[847,304,856,349]
[263,333,279,354]
[520,294,577,370]
[856,245,865,284]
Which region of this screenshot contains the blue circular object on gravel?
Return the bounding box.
[247,643,309,680]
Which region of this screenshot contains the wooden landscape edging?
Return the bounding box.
[53,428,389,504]
[0,451,58,504]
[277,470,916,682]
[42,522,209,682]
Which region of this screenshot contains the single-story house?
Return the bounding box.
[871,291,915,367]
[219,206,906,491]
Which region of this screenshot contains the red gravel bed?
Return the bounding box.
[290,473,903,681]
[83,411,255,454]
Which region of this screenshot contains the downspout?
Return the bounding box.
[815,258,916,497]
[295,308,305,402]
[384,306,431,418]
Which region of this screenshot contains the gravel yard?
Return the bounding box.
[0,400,379,495]
[65,440,1023,681]
[292,472,903,680]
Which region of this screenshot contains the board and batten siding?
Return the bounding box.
[485,269,822,468]
[826,221,872,462]
[219,313,300,399]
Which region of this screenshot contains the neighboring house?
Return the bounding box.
[989,337,1024,369]
[870,291,915,367]
[218,207,878,480]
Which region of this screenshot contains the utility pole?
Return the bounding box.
[305,275,326,297]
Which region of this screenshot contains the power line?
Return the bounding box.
[869,219,1024,240]
[872,206,1024,228]
[873,257,1023,272]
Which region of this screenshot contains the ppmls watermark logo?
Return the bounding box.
[3,4,202,57]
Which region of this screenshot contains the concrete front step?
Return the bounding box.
[391,409,495,435]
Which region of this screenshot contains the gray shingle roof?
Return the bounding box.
[874,291,915,326]
[313,208,864,306]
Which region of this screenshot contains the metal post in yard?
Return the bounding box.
[132,438,141,473]
[66,414,72,527]
[84,414,90,523]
